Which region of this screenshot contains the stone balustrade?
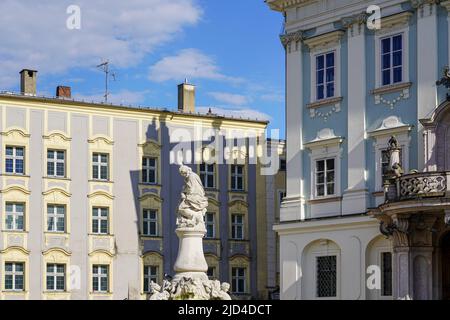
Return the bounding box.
[387,171,449,201]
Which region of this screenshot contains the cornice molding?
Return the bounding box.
[266,0,315,12]
[280,30,303,48]
[411,0,440,9]
[440,0,450,12]
[304,30,344,51]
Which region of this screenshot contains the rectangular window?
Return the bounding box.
[204,212,215,239]
[381,252,393,296]
[47,150,65,177]
[143,209,158,236]
[315,158,335,197]
[5,202,24,231]
[5,262,24,291]
[46,264,65,291]
[5,146,24,174]
[200,163,215,189]
[316,256,337,298]
[142,157,157,184]
[381,149,403,184]
[381,34,402,86]
[92,153,109,180]
[92,207,109,234]
[143,265,158,293]
[231,165,244,191]
[47,205,66,233]
[207,267,216,280]
[231,267,246,294]
[92,265,109,293]
[231,214,244,240]
[316,52,335,100]
[280,159,286,171]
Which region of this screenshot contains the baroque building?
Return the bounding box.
[267,0,450,299]
[0,69,271,299]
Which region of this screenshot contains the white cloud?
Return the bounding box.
[73,89,148,106]
[208,92,250,106]
[261,93,284,103]
[197,106,271,121]
[0,0,201,88]
[148,49,243,83]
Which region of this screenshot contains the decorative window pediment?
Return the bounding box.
[304,31,344,52]
[304,128,344,150]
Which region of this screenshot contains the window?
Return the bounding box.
[204,212,215,239]
[46,264,65,291]
[316,256,337,298]
[231,214,244,240]
[200,163,215,189]
[316,52,335,100]
[47,205,65,233]
[47,150,65,177]
[92,207,109,234]
[280,159,286,171]
[231,165,244,191]
[381,34,402,86]
[207,267,216,280]
[143,209,158,236]
[92,265,109,293]
[5,202,24,231]
[381,149,402,184]
[5,262,24,291]
[143,265,158,293]
[5,146,24,174]
[142,157,157,184]
[315,159,335,197]
[92,153,108,180]
[231,267,246,294]
[381,252,393,296]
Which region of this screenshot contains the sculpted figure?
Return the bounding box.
[177,165,208,229]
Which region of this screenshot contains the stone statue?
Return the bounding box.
[147,164,232,301]
[388,136,403,177]
[177,165,208,229]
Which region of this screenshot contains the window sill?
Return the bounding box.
[371,82,412,95]
[89,233,114,237]
[3,290,27,294]
[307,196,342,204]
[44,176,71,181]
[307,96,343,109]
[43,290,68,294]
[1,173,29,178]
[140,235,162,240]
[89,179,114,184]
[2,230,28,234]
[139,183,161,187]
[229,189,247,193]
[44,231,69,236]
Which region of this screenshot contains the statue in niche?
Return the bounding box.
[177,164,208,229]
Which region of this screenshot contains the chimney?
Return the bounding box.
[178,80,195,113]
[56,86,72,99]
[20,69,37,96]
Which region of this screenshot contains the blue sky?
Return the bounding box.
[0,0,285,137]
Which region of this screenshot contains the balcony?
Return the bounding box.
[386,171,449,202]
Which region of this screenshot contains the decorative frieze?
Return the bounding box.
[372,82,412,109]
[307,96,342,121]
[341,12,367,37]
[280,30,303,49]
[411,0,439,18]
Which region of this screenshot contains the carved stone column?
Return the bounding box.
[390,216,412,299]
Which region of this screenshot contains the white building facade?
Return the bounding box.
[267,0,450,300]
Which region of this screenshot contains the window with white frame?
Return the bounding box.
[47,205,66,233]
[5,146,24,174]
[92,153,109,180]
[143,265,158,293]
[381,34,403,86]
[381,149,402,184]
[231,165,244,191]
[204,212,215,239]
[231,267,246,294]
[46,264,65,291]
[143,209,158,236]
[5,262,24,291]
[5,202,24,231]
[315,52,335,100]
[316,255,337,298]
[142,157,157,184]
[47,150,65,177]
[92,265,109,293]
[92,207,109,234]
[381,252,393,297]
[231,214,244,240]
[200,163,215,189]
[315,158,335,197]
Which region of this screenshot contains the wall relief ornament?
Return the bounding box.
[280,30,303,48]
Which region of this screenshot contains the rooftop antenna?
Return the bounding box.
[96,60,117,103]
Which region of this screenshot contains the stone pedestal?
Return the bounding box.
[174,228,208,273]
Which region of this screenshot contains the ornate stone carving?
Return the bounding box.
[398,172,447,199]
[280,30,303,48]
